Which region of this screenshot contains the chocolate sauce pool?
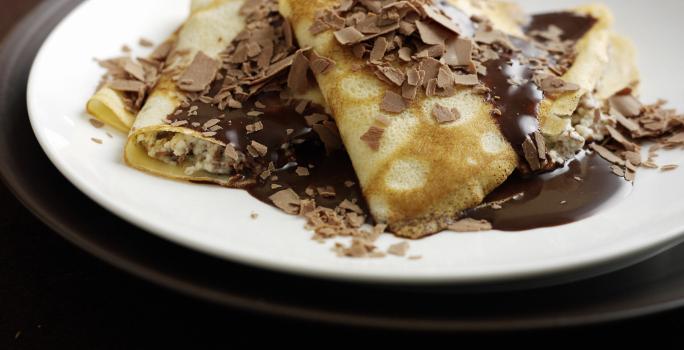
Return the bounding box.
[467,151,632,231]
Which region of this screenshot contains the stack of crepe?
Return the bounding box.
[87,0,640,238]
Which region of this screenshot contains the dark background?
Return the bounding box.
[2,0,684,347]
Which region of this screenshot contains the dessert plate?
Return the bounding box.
[26,0,684,285]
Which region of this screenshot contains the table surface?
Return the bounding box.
[2,0,684,347]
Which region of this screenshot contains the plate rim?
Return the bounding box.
[23,0,684,285]
[6,0,684,332]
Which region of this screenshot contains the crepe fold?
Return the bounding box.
[280,0,519,237]
[280,0,640,237]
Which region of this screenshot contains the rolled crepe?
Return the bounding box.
[454,2,635,150]
[123,0,249,185]
[536,4,615,138]
[86,16,209,132]
[123,0,329,188]
[280,0,519,237]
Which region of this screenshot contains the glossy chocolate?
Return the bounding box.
[169,91,366,213]
[467,151,632,231]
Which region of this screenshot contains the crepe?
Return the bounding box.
[123,0,250,185]
[280,0,520,237]
[123,0,331,189]
[86,0,248,134]
[279,0,640,237]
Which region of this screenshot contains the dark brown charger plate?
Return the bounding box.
[4,0,684,332]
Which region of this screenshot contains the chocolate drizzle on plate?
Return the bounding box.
[467,151,632,231]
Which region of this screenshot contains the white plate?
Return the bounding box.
[27,0,684,285]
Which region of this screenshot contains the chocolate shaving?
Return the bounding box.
[378,66,406,86]
[269,189,301,215]
[432,104,459,124]
[522,136,541,171]
[453,74,479,86]
[415,20,450,45]
[444,37,472,66]
[537,75,580,95]
[605,125,638,151]
[360,125,385,151]
[334,27,365,45]
[590,143,625,166]
[250,141,268,157]
[177,51,221,92]
[387,242,410,257]
[610,93,642,117]
[89,119,105,128]
[309,51,336,74]
[370,37,389,62]
[380,91,406,113]
[108,79,146,92]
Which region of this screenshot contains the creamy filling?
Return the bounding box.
[545,93,616,164]
[137,132,241,176]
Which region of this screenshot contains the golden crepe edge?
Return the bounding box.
[280,0,520,238]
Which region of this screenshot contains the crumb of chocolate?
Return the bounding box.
[139,38,154,47]
[380,91,407,113]
[317,186,336,198]
[432,104,459,124]
[250,141,268,157]
[177,51,221,92]
[387,241,410,257]
[89,118,105,128]
[310,51,336,74]
[296,166,310,176]
[250,212,259,219]
[246,121,264,133]
[287,50,310,94]
[360,125,385,151]
[91,137,103,144]
[269,189,301,215]
[339,199,363,213]
[590,143,625,166]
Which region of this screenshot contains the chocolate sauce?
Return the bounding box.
[467,151,632,231]
[174,93,312,171]
[477,11,597,156]
[481,58,543,151]
[526,12,599,42]
[169,91,367,213]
